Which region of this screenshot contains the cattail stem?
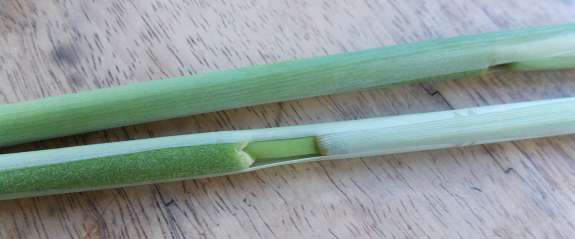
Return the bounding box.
[1,23,575,147]
[2,97,574,200]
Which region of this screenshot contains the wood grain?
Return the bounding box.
[1,0,575,238]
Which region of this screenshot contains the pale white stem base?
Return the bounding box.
[317,98,575,157]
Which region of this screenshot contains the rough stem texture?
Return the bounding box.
[0,143,252,200]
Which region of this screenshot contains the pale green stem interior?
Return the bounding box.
[244,136,320,160]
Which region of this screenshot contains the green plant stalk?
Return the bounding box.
[1,24,575,147]
[1,97,574,200]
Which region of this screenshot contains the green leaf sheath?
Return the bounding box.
[1,24,575,147]
[495,51,575,71]
[0,143,251,198]
[375,68,489,88]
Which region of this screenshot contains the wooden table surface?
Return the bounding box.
[1,0,575,238]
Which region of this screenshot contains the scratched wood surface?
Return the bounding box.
[1,0,575,238]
